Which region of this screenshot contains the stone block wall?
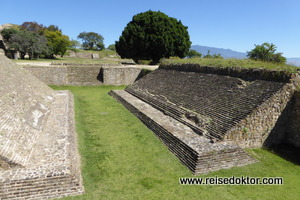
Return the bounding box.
[22,65,144,86]
[64,52,100,59]
[286,91,300,147]
[66,66,102,86]
[73,52,92,59]
[0,91,84,200]
[224,83,295,148]
[102,67,142,85]
[22,66,67,85]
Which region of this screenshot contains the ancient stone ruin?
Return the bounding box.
[0,53,84,199]
[110,63,300,174]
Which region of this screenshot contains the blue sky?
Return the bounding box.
[1,0,299,57]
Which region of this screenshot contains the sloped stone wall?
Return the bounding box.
[286,91,300,147]
[125,68,289,143]
[224,82,295,148]
[0,53,84,199]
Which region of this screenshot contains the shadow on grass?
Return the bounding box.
[269,143,300,165]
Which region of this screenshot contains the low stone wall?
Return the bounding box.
[22,65,144,86]
[103,67,143,85]
[22,66,67,85]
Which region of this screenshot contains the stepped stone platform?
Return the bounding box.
[109,90,256,174]
[0,53,83,199]
[110,63,300,174]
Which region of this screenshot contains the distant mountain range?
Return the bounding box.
[191,45,247,59]
[191,45,300,66]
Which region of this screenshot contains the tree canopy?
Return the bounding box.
[247,42,286,64]
[45,29,71,58]
[107,44,116,51]
[77,32,104,50]
[1,28,48,59]
[0,22,71,59]
[115,10,191,63]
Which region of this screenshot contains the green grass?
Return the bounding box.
[161,57,299,73]
[50,86,300,200]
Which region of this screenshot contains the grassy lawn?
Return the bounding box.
[50,86,300,200]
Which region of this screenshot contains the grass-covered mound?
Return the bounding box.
[161,57,299,73]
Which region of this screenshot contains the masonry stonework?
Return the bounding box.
[0,54,84,199]
[22,65,144,86]
[224,83,295,148]
[111,63,300,174]
[286,91,300,147]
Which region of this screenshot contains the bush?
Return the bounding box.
[247,43,286,64]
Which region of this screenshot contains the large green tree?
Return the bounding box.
[77,32,104,50]
[247,42,286,64]
[115,10,191,63]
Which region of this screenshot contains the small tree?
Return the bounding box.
[69,39,81,49]
[115,10,191,63]
[247,42,286,64]
[0,28,18,42]
[77,32,104,50]
[45,30,71,58]
[107,44,116,51]
[187,50,202,58]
